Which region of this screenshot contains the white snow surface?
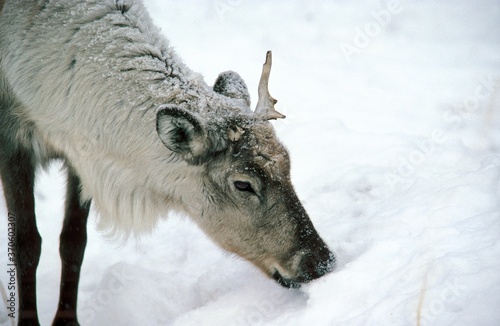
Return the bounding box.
[1,0,500,325]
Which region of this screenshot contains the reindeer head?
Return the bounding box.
[156,52,335,287]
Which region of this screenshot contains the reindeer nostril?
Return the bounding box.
[303,254,317,272]
[298,248,335,282]
[299,254,319,281]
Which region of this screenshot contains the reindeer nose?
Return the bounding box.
[299,246,336,281]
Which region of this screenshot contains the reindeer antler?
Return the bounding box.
[255,51,286,120]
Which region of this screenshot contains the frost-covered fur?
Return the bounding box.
[1,0,251,234]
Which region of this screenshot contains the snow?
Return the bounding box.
[1,0,500,325]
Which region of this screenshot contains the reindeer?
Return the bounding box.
[0,0,335,325]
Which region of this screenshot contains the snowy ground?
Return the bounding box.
[1,0,500,325]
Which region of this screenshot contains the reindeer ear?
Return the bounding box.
[213,71,251,107]
[156,105,210,164]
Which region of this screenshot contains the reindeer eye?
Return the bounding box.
[234,181,254,193]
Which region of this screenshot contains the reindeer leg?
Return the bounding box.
[0,147,41,326]
[53,168,90,326]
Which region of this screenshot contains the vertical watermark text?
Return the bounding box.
[6,212,16,319]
